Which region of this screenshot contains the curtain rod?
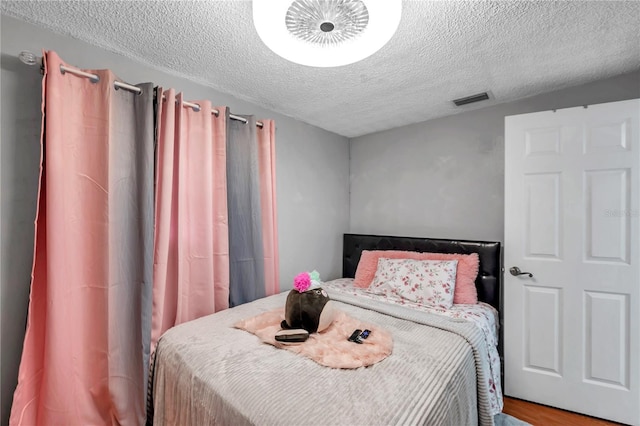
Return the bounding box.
[20,51,263,128]
[61,65,264,128]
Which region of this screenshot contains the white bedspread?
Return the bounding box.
[324,278,504,416]
[151,290,499,425]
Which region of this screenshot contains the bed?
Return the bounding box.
[149,233,503,425]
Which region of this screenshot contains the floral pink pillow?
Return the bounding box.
[368,258,458,309]
[353,250,479,304]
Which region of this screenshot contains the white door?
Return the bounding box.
[504,99,640,425]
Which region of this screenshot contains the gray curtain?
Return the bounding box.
[227,115,266,307]
[104,81,155,417]
[128,83,154,398]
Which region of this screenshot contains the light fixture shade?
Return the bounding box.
[253,0,402,67]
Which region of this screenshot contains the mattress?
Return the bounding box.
[150,282,502,425]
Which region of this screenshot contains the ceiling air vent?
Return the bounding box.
[452,92,490,106]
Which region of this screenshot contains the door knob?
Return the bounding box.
[509,266,533,278]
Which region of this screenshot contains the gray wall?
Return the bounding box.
[350,71,640,242]
[0,15,349,424]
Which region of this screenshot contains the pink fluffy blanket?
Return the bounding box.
[234,308,393,369]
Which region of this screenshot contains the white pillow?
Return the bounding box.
[368,258,458,309]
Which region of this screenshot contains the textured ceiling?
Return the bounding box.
[2,0,639,138]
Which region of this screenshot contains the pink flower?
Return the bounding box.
[294,272,311,292]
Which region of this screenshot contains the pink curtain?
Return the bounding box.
[257,120,280,296]
[151,89,230,350]
[10,53,278,425]
[10,51,154,425]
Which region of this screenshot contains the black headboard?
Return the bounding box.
[342,233,504,381]
[343,233,502,313]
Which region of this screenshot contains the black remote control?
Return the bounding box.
[353,329,371,344]
[348,329,362,342]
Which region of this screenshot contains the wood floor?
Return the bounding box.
[503,397,623,426]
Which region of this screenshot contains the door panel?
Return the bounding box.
[523,285,562,375]
[584,291,629,389]
[524,173,561,258]
[504,99,639,425]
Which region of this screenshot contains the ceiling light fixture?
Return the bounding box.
[253,0,402,68]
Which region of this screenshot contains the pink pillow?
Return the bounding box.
[353,250,479,304]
